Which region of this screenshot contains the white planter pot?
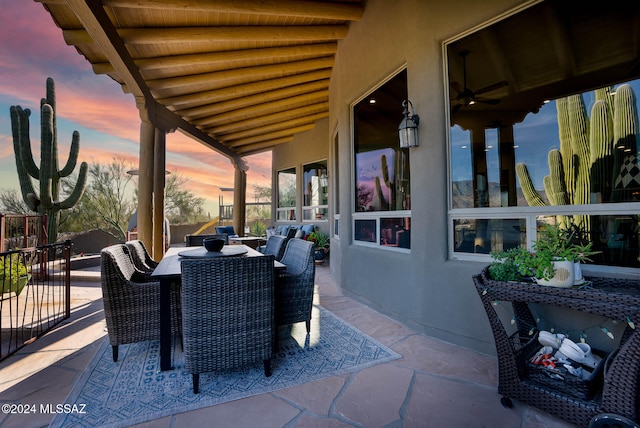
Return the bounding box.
[535,259,575,288]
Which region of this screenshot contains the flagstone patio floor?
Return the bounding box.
[0,259,576,427]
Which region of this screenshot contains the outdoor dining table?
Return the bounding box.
[151,245,285,371]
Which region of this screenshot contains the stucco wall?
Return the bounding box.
[327,0,529,355]
[273,0,531,355]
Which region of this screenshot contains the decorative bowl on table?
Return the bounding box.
[203,238,225,252]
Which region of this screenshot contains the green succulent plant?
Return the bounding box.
[249,220,267,237]
[307,229,329,249]
[0,253,30,295]
[489,223,599,282]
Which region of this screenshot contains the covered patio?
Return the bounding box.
[13,1,640,426]
[38,0,363,259]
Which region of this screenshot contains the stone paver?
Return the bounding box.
[393,333,498,387]
[275,375,348,417]
[0,264,578,428]
[172,394,300,428]
[334,363,414,427]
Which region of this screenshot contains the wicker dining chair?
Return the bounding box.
[261,235,287,261]
[185,233,228,246]
[181,256,275,394]
[276,238,316,333]
[125,239,158,274]
[101,244,181,362]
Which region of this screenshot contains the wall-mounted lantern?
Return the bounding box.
[398,100,420,148]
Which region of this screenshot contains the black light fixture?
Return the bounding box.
[398,100,419,148]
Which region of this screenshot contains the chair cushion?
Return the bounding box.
[215,226,238,237]
[301,224,316,235]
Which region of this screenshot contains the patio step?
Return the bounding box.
[70,269,101,282]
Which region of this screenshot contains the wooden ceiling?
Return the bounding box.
[448,0,640,128]
[37,0,363,161]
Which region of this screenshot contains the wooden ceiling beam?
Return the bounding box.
[61,0,240,161]
[178,79,329,120]
[219,112,329,142]
[102,0,364,21]
[235,137,295,155]
[159,69,331,108]
[93,42,338,74]
[204,102,329,134]
[225,124,316,147]
[64,25,349,46]
[147,57,334,91]
[194,90,328,127]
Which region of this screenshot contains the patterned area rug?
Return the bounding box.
[50,306,400,428]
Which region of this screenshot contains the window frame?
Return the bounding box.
[276,166,297,222]
[302,159,329,223]
[332,126,340,239]
[350,66,412,252]
[443,1,640,272]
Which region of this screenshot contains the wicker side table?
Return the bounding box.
[473,267,640,427]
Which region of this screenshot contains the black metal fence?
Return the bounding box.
[0,241,71,361]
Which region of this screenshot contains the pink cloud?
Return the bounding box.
[0,134,15,159]
[0,2,273,209]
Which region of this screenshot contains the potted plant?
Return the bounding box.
[488,247,532,282]
[306,229,330,262]
[488,223,599,287]
[529,223,599,287]
[0,252,30,296]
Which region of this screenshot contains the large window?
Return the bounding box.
[353,69,411,249]
[277,167,296,221]
[303,160,329,221]
[447,0,640,268]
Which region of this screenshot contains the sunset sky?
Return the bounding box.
[0,1,272,216]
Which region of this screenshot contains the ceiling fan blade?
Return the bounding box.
[450,81,464,95]
[451,103,462,114]
[475,80,508,96]
[475,98,501,105]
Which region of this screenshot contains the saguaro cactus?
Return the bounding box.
[374,151,408,211]
[516,84,638,226]
[10,77,88,243]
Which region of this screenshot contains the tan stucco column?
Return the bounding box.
[153,129,166,258]
[232,159,248,237]
[137,99,155,252]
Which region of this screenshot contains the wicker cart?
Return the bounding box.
[473,267,640,427]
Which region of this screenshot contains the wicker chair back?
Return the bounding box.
[180,255,275,393]
[262,235,287,261]
[101,244,181,362]
[276,238,316,332]
[125,239,158,273]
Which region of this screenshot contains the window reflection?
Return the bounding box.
[535,215,640,268]
[354,219,376,243]
[447,0,640,269]
[380,217,411,249]
[354,70,410,212]
[277,168,296,221]
[303,161,328,221]
[453,218,526,254]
